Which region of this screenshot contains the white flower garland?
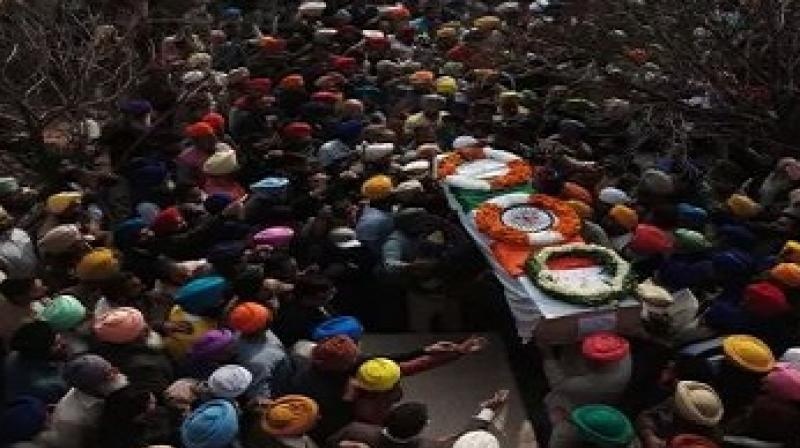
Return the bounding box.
[527,243,633,306]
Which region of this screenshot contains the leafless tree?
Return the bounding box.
[0,0,147,172]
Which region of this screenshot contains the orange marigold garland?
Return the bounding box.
[438,147,533,190]
[474,193,581,246]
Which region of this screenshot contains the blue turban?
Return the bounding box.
[712,249,755,279]
[658,258,714,290]
[704,298,751,333]
[206,241,247,268]
[353,85,382,100]
[128,158,168,189]
[180,399,238,448]
[204,193,233,215]
[0,396,47,444]
[175,276,228,315]
[113,218,147,250]
[717,224,756,250]
[119,99,152,116]
[335,120,364,143]
[222,7,242,19]
[676,203,708,228]
[312,316,364,342]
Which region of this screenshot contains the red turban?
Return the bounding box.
[202,113,226,134]
[245,78,272,95]
[151,207,184,236]
[311,335,359,372]
[185,122,215,139]
[628,224,673,254]
[311,91,341,104]
[743,281,790,319]
[283,122,313,140]
[331,56,357,74]
[581,331,630,363]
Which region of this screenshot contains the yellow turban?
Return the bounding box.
[261,395,319,437]
[474,15,502,32]
[76,248,120,281]
[608,205,639,230]
[722,334,775,373]
[356,358,402,392]
[436,27,458,40]
[46,192,82,215]
[779,240,800,263]
[726,194,761,219]
[435,76,458,96]
[361,175,394,201]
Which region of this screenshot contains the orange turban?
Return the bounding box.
[185,122,215,139]
[561,182,593,204]
[228,302,272,335]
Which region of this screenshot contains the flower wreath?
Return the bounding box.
[474,193,581,246]
[527,243,634,306]
[438,147,533,190]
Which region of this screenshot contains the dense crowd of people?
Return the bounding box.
[1,1,800,448]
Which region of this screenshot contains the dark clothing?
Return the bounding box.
[271,302,330,348]
[93,342,174,394]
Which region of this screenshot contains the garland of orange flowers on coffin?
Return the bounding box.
[474,193,581,246]
[437,147,533,190]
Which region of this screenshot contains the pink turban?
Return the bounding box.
[92,307,146,344]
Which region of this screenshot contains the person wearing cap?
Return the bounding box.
[32,354,128,448]
[636,381,723,448]
[330,390,508,448]
[542,332,633,421]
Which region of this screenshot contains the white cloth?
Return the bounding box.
[208,364,253,398]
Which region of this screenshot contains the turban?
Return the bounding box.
[628,224,673,254]
[726,194,762,219]
[253,226,295,248]
[608,205,638,231]
[717,224,756,250]
[763,363,800,402]
[676,203,708,228]
[201,113,226,134]
[722,334,775,373]
[151,207,184,236]
[283,122,313,140]
[581,332,629,363]
[188,329,235,362]
[673,229,711,253]
[441,61,464,77]
[185,122,215,139]
[245,78,272,95]
[311,335,359,372]
[409,70,435,86]
[335,120,363,142]
[260,36,287,53]
[311,91,341,104]
[779,240,800,263]
[10,321,56,358]
[356,358,402,392]
[63,354,115,392]
[673,381,723,427]
[299,1,327,17]
[331,56,357,73]
[279,74,305,91]
[93,307,146,344]
[175,276,228,315]
[251,176,289,199]
[129,158,168,189]
[669,435,719,448]
[182,70,205,85]
[743,282,790,319]
[560,182,592,204]
[204,193,233,215]
[113,218,148,246]
[704,299,750,332]
[362,175,394,201]
[640,168,674,195]
[636,279,673,307]
[165,378,200,409]
[474,15,502,32]
[228,302,272,335]
[498,91,522,104]
[0,396,47,444]
[452,136,479,150]
[711,249,754,277]
[261,395,319,437]
[203,145,239,176]
[436,76,458,96]
[208,365,253,399]
[565,200,592,220]
[770,262,800,288]
[312,316,364,342]
[452,430,500,448]
[180,399,238,448]
[76,248,120,281]
[598,187,632,205]
[363,143,394,162]
[570,405,634,447]
[38,224,84,255]
[37,295,86,331]
[0,176,19,195]
[385,5,410,20]
[46,191,82,215]
[119,99,153,116]
[436,27,458,40]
